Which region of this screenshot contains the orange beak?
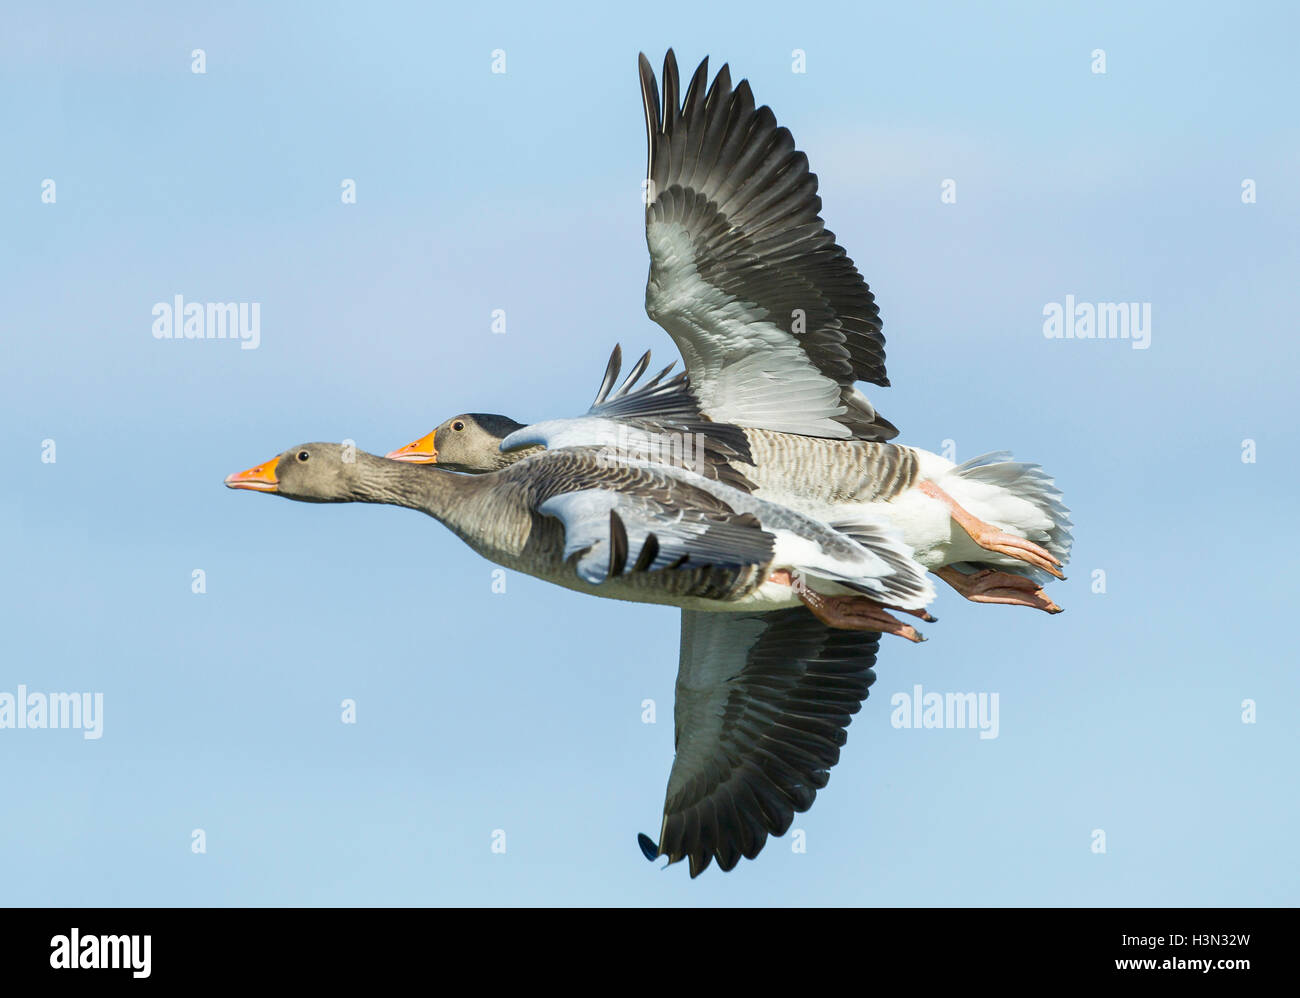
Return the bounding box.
[224,456,280,492]
[385,431,438,464]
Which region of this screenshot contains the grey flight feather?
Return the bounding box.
[640,607,881,877]
[638,50,898,442]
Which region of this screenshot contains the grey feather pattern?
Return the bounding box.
[639,50,897,441]
[529,452,775,600]
[584,344,756,490]
[644,607,881,877]
[738,429,920,504]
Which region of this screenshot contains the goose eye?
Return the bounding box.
[297,451,310,462]
[452,421,465,432]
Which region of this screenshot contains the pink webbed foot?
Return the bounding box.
[936,566,1063,614]
[918,480,1065,580]
[769,571,928,642]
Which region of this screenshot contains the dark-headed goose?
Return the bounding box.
[388,50,1072,610]
[389,348,1072,613]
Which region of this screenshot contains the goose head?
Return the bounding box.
[386,413,538,472]
[225,443,369,502]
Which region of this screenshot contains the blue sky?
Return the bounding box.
[2,0,1297,905]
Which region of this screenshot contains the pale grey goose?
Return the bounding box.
[225,443,932,874]
[225,443,932,619]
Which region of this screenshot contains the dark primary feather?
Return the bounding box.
[630,532,659,573]
[640,606,881,877]
[608,510,629,578]
[638,50,898,441]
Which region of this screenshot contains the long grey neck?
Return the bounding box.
[348,452,494,536]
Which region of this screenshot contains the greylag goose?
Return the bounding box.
[388,346,1072,613]
[388,49,1072,609]
[226,443,933,630]
[225,443,932,875]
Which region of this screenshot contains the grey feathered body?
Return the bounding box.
[415,447,929,613]
[737,429,919,504]
[429,454,772,610]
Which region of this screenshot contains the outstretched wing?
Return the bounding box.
[639,607,881,877]
[640,50,896,441]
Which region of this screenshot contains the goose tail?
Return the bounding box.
[945,452,1074,584]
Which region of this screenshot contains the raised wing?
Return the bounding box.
[640,50,897,441]
[639,607,881,877]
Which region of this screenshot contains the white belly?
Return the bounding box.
[749,446,1048,572]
